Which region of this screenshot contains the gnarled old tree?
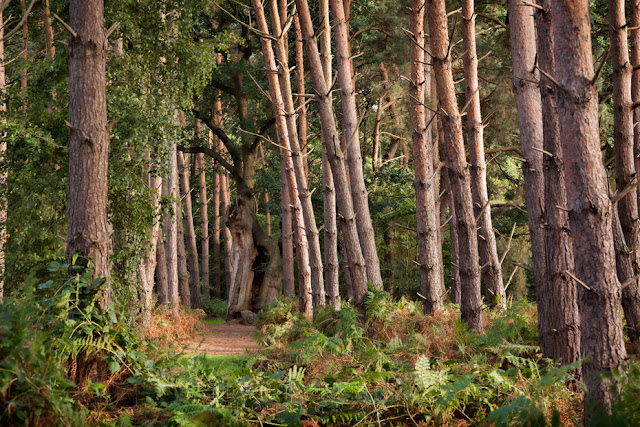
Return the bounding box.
[186,52,282,317]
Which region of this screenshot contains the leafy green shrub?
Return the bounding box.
[0,291,86,425]
[200,296,227,319]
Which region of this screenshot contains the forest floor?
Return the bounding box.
[185,318,261,356]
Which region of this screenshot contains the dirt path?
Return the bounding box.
[186,319,261,356]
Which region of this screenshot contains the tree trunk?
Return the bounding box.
[43,0,55,59]
[612,207,640,346]
[534,0,581,365]
[264,0,326,309]
[155,232,169,305]
[163,149,180,316]
[318,0,340,310]
[211,161,221,298]
[427,0,482,332]
[281,175,296,298]
[177,150,201,308]
[296,0,369,313]
[252,0,314,317]
[508,0,546,299]
[444,167,461,305]
[198,124,210,299]
[409,0,444,314]
[632,1,640,212]
[221,172,233,295]
[330,0,384,290]
[20,0,28,114]
[609,0,640,349]
[140,169,162,326]
[67,0,111,305]
[226,195,258,317]
[553,0,627,416]
[0,11,6,302]
[294,15,310,179]
[176,198,191,308]
[461,0,505,309]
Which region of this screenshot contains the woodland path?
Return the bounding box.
[186,318,261,356]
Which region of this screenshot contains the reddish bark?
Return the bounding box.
[461,0,505,309]
[409,0,444,314]
[427,0,483,332]
[67,0,111,305]
[553,0,627,416]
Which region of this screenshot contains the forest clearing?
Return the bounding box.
[2,0,640,425]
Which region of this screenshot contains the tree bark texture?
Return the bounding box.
[553,0,627,416]
[409,0,444,314]
[427,0,482,332]
[43,0,55,59]
[155,232,169,305]
[221,172,233,295]
[226,195,258,317]
[461,0,505,309]
[444,166,461,305]
[534,0,580,365]
[140,169,162,326]
[162,149,180,316]
[211,163,221,298]
[0,11,6,302]
[265,0,325,309]
[507,0,546,298]
[632,1,640,212]
[281,175,296,298]
[608,0,640,349]
[330,0,384,290]
[67,0,111,305]
[612,208,640,346]
[296,0,369,313]
[176,200,191,308]
[294,15,310,179]
[177,150,200,308]
[20,0,28,114]
[197,126,210,298]
[318,0,340,310]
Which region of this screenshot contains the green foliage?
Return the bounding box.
[0,262,165,424]
[201,296,228,319]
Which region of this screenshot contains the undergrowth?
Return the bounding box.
[5,267,640,426]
